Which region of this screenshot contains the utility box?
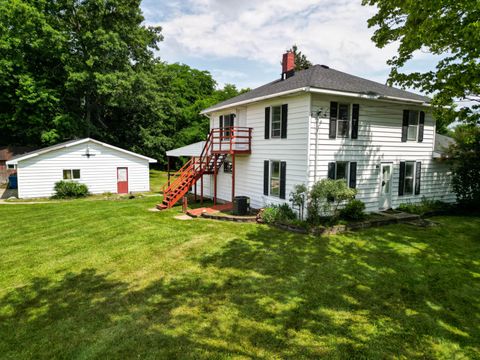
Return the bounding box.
[233,196,250,215]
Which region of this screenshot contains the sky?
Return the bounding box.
[141,0,438,94]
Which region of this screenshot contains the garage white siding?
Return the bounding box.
[16,141,152,198]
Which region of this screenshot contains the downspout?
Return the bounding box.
[314,114,319,183]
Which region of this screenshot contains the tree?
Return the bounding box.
[289,45,313,71]
[0,0,162,146]
[362,0,480,131]
[448,124,480,208]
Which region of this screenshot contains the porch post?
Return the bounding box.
[167,156,171,186]
[231,153,235,203]
[200,175,203,205]
[214,154,218,205]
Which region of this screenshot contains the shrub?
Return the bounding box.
[398,197,451,215]
[53,180,89,199]
[307,179,356,224]
[261,203,297,224]
[289,184,308,220]
[340,199,366,221]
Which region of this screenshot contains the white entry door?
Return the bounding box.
[379,164,392,210]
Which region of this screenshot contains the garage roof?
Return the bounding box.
[6,138,157,165]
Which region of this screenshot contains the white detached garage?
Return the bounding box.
[6,138,157,198]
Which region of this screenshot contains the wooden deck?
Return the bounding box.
[186,202,233,217]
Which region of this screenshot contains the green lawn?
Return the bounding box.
[149,169,168,193]
[0,198,479,359]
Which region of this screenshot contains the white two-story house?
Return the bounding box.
[159,52,454,212]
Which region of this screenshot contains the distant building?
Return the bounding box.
[6,138,156,198]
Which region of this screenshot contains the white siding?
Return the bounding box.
[201,92,455,211]
[307,94,455,211]
[205,94,311,209]
[16,141,151,198]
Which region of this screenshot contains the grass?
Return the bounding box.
[0,197,479,359]
[149,169,168,193]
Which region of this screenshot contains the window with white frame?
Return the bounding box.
[270,160,280,197]
[335,161,349,182]
[337,104,350,138]
[63,169,81,180]
[271,106,282,138]
[221,114,235,137]
[407,110,419,141]
[403,161,415,195]
[7,164,16,169]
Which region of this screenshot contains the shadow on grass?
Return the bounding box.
[1,220,479,358]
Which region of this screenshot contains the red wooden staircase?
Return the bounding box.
[157,127,252,210]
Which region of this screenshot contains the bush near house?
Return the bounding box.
[307,179,356,224]
[52,180,89,199]
[340,199,366,221]
[398,197,453,216]
[261,203,297,224]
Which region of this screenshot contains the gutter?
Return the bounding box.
[200,87,309,114]
[202,86,430,115]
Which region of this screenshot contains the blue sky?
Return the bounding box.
[141,0,437,94]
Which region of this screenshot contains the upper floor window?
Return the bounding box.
[271,106,282,138]
[402,110,425,142]
[407,111,419,141]
[63,169,80,180]
[220,114,235,137]
[264,104,288,139]
[329,102,359,140]
[337,104,350,138]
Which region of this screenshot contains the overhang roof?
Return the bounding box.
[166,141,205,158]
[433,133,455,158]
[6,138,157,165]
[202,64,431,114]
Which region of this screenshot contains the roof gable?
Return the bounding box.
[6,138,157,164]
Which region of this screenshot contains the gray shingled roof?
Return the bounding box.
[434,133,455,154]
[203,65,430,113]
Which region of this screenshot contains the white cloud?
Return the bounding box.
[142,0,434,89]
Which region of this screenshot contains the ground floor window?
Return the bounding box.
[63,169,80,180]
[263,160,286,199]
[399,161,421,196]
[223,159,232,173]
[270,161,280,197]
[328,161,357,189]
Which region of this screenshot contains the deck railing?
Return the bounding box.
[210,127,252,154]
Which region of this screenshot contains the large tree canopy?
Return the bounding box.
[362,0,480,130]
[0,0,245,165]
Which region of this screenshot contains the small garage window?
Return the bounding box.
[7,164,16,169]
[63,169,81,180]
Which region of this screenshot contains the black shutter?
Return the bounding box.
[398,161,406,196]
[328,162,336,179]
[264,107,270,139]
[401,110,409,142]
[263,160,269,195]
[281,104,288,138]
[418,111,425,142]
[415,162,421,195]
[280,161,286,199]
[351,104,359,139]
[349,162,357,189]
[329,101,338,139]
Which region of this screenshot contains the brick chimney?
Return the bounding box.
[282,51,295,79]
